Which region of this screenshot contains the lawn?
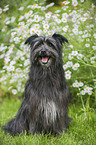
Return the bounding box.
[0,0,96,144]
[0,99,96,145]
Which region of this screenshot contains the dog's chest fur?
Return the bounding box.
[33,73,60,124]
[40,100,59,124]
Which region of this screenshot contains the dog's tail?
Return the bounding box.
[2,118,26,135]
[2,119,17,135]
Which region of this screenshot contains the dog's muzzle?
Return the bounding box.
[38,50,53,67]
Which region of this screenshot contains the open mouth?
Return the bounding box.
[41,56,50,64]
[39,55,52,67]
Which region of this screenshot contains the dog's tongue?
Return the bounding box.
[42,57,48,63]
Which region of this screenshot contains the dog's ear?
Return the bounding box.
[25,34,38,45]
[52,33,69,45]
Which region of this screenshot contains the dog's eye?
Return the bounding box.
[37,43,41,47]
[38,44,41,47]
[47,42,53,47]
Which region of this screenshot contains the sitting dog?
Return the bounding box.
[2,33,71,135]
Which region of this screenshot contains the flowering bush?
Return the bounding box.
[0,0,96,107]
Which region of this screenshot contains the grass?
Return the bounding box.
[0,99,96,145]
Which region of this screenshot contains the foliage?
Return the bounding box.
[0,0,96,108]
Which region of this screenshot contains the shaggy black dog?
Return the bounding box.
[2,33,71,135]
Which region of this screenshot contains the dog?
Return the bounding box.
[2,33,71,135]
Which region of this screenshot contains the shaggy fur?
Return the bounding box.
[2,33,71,135]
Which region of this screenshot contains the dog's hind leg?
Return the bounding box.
[2,98,29,135]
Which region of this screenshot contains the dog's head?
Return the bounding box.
[25,33,68,67]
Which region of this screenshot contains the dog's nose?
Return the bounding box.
[41,50,46,55]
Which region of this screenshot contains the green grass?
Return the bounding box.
[0,99,96,145]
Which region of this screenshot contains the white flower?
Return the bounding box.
[93,33,96,39]
[34,15,41,22]
[73,81,84,88]
[43,24,49,29]
[92,46,96,50]
[45,12,52,18]
[11,32,16,37]
[10,60,16,65]
[7,65,15,72]
[72,17,76,23]
[88,91,92,95]
[72,83,76,87]
[0,54,4,59]
[11,16,16,23]
[80,17,87,21]
[72,51,78,56]
[12,89,17,95]
[46,2,54,8]
[63,25,69,32]
[24,11,33,19]
[6,20,10,25]
[61,18,67,23]
[2,28,6,32]
[69,45,73,49]
[79,82,84,87]
[14,37,20,43]
[4,56,10,64]
[91,56,96,63]
[55,10,61,13]
[77,54,83,59]
[3,7,9,12]
[8,86,12,90]
[31,4,38,9]
[63,64,68,70]
[75,82,79,87]
[24,59,30,66]
[0,76,7,82]
[68,54,73,60]
[72,0,78,6]
[30,28,35,35]
[35,30,42,35]
[0,44,7,51]
[73,80,79,88]
[62,1,70,5]
[72,28,78,35]
[85,43,90,47]
[65,70,71,75]
[81,90,85,95]
[66,61,73,67]
[81,0,84,2]
[72,63,80,70]
[18,16,24,21]
[18,7,24,11]
[56,19,61,24]
[41,6,46,11]
[84,87,93,93]
[74,63,80,67]
[62,13,68,18]
[34,24,40,29]
[86,38,89,41]
[65,74,71,79]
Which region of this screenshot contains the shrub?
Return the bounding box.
[0,0,96,108]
